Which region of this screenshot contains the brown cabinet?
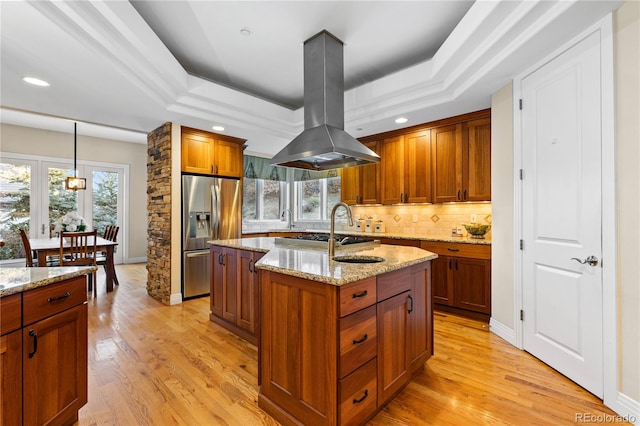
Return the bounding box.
[1,276,89,426]
[1,294,22,426]
[259,262,432,425]
[432,117,491,203]
[181,127,245,177]
[341,141,380,205]
[421,241,491,319]
[210,246,262,344]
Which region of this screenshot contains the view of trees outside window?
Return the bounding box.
[47,166,78,227]
[0,163,32,260]
[92,170,119,234]
[243,178,257,220]
[299,179,321,220]
[326,176,341,218]
[262,180,281,220]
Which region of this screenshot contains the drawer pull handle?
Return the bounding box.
[353,389,369,404]
[352,290,368,299]
[352,334,368,345]
[408,295,414,314]
[28,330,38,358]
[47,291,71,303]
[447,248,460,252]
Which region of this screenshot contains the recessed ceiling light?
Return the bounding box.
[212,125,225,131]
[395,117,408,124]
[240,28,252,36]
[23,77,50,87]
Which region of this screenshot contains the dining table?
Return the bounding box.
[29,236,119,292]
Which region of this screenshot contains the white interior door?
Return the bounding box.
[521,31,603,397]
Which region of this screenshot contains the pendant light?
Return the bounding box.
[64,122,86,190]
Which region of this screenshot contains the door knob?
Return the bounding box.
[571,256,599,267]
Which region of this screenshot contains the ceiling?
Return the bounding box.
[0,1,622,158]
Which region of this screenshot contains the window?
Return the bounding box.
[296,176,341,221]
[242,178,288,222]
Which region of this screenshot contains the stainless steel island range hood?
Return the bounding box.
[271,30,380,171]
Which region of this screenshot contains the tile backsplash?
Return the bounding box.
[343,203,493,237]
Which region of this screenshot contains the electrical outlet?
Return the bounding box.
[471,214,477,223]
[412,214,418,223]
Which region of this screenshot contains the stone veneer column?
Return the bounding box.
[147,122,172,304]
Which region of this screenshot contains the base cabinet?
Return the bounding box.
[210,246,263,344]
[1,276,88,426]
[421,241,491,319]
[259,262,432,425]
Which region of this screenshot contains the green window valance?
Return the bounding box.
[244,155,340,181]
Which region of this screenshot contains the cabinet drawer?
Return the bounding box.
[339,357,377,426]
[339,305,377,378]
[420,241,491,260]
[1,294,22,335]
[339,277,376,317]
[23,277,87,325]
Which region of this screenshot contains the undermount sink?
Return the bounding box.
[332,255,385,264]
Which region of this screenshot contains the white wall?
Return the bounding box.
[0,123,148,262]
[614,0,640,403]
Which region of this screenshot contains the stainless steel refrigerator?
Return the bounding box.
[182,175,241,299]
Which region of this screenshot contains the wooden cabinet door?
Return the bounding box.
[380,136,405,204]
[431,124,462,203]
[221,248,238,323]
[405,130,432,203]
[340,166,361,205]
[182,131,214,174]
[211,245,224,318]
[1,330,22,426]
[238,250,262,333]
[361,141,381,204]
[463,118,491,201]
[377,290,409,405]
[408,263,431,373]
[454,257,491,314]
[23,304,88,426]
[214,139,243,178]
[431,255,453,306]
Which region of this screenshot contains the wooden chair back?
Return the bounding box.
[19,228,35,267]
[60,230,98,267]
[103,225,119,242]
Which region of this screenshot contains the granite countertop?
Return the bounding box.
[210,237,437,286]
[0,266,97,297]
[242,229,491,245]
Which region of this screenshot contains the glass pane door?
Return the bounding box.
[90,168,123,263]
[0,159,36,260]
[42,162,82,238]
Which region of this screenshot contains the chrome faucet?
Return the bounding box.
[281,208,294,230]
[329,202,354,258]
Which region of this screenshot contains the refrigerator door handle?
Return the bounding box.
[211,183,219,240]
[186,251,210,258]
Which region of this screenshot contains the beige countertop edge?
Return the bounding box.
[0,266,97,297]
[210,238,438,287]
[242,229,491,245]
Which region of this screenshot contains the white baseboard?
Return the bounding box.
[169,293,182,305]
[489,317,517,346]
[605,391,640,425]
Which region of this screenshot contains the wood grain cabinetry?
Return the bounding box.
[341,141,380,205]
[1,294,22,426]
[357,109,490,205]
[210,246,263,344]
[259,262,432,425]
[1,276,89,426]
[421,241,491,319]
[181,127,245,177]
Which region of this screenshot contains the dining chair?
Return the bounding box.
[19,228,60,267]
[60,230,98,297]
[96,225,119,286]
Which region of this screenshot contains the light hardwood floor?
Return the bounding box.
[78,263,624,425]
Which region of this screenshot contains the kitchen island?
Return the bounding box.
[209,238,436,425]
[0,266,95,426]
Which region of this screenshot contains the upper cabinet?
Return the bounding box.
[341,141,381,205]
[181,127,245,177]
[352,109,490,205]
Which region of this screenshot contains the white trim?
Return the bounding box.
[512,79,524,350]
[169,293,183,306]
[489,318,517,346]
[513,14,621,414]
[612,392,640,425]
